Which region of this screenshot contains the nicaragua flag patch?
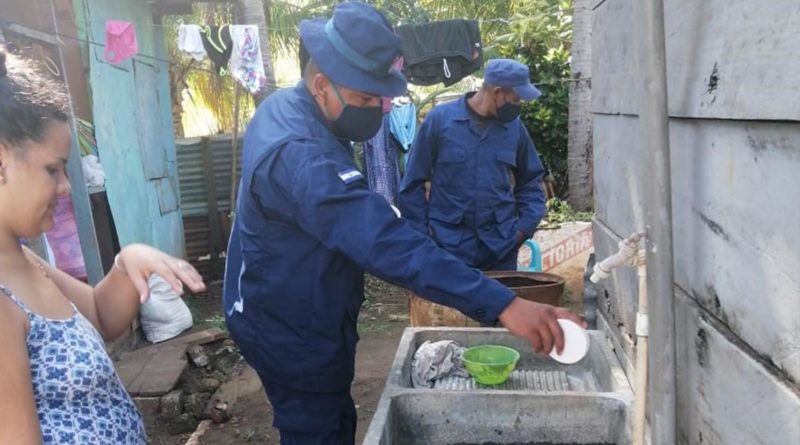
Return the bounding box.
[337,168,363,184]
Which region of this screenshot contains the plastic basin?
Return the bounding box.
[461,345,520,385]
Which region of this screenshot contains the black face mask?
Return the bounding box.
[326,83,383,141]
[496,101,521,123]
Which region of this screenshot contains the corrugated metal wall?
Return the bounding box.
[176,135,242,279]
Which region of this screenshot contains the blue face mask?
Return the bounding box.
[326,83,383,141]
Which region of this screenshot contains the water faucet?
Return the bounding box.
[590,231,646,283]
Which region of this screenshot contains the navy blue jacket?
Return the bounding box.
[398,94,546,267]
[224,83,514,392]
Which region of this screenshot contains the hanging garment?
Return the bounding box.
[178,24,207,61]
[201,25,233,74]
[104,21,138,64]
[389,132,408,176]
[381,56,405,112]
[364,114,401,206]
[388,102,417,154]
[396,19,482,86]
[229,25,267,93]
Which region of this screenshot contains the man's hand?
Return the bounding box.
[498,298,587,356]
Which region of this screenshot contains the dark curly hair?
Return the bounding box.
[0,48,71,147]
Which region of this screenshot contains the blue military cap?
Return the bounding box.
[299,2,407,97]
[484,58,542,101]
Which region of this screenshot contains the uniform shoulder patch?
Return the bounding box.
[337,168,363,185]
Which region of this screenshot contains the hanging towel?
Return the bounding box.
[396,19,482,86]
[104,21,138,64]
[201,25,233,74]
[388,102,417,154]
[364,114,401,206]
[229,25,267,94]
[178,24,207,61]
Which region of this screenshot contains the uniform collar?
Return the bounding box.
[456,92,511,130]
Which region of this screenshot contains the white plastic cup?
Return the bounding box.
[549,318,590,364]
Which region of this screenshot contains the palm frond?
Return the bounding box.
[268,0,336,57]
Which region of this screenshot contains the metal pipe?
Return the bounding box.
[589,234,649,443]
[634,0,677,444]
[633,253,649,445]
[230,84,242,219]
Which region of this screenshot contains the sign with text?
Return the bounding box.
[541,226,593,271]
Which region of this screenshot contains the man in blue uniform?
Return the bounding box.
[223,3,584,444]
[399,59,546,271]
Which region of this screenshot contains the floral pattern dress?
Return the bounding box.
[1,285,147,444]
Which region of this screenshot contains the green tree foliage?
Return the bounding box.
[498,0,573,196]
[170,0,574,149]
[165,4,254,136]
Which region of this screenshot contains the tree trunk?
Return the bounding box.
[236,0,278,105]
[567,0,594,211]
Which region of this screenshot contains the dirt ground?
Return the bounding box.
[143,276,410,445]
[141,229,591,445]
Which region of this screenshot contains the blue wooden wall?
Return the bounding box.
[75,0,185,257]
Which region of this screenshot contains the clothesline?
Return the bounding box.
[536,77,592,86]
[2,21,588,91]
[1,21,292,89]
[77,19,303,33]
[75,17,523,32]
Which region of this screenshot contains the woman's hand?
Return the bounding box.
[115,244,206,303]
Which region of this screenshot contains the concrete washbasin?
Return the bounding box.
[364,328,634,445]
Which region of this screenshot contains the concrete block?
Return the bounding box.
[184,392,212,418]
[187,344,210,368]
[132,396,160,419]
[160,389,184,419]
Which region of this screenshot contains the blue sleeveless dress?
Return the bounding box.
[1,285,147,444]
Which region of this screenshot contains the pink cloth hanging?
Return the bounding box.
[382,56,405,112]
[104,21,138,64]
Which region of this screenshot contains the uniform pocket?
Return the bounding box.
[434,147,467,188]
[430,203,465,224]
[496,149,517,167]
[495,148,517,190]
[429,203,466,247]
[494,205,519,239]
[438,147,466,163]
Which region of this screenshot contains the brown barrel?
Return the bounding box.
[408,270,566,327]
[485,270,565,307]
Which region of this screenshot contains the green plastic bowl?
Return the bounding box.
[461,345,520,385]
